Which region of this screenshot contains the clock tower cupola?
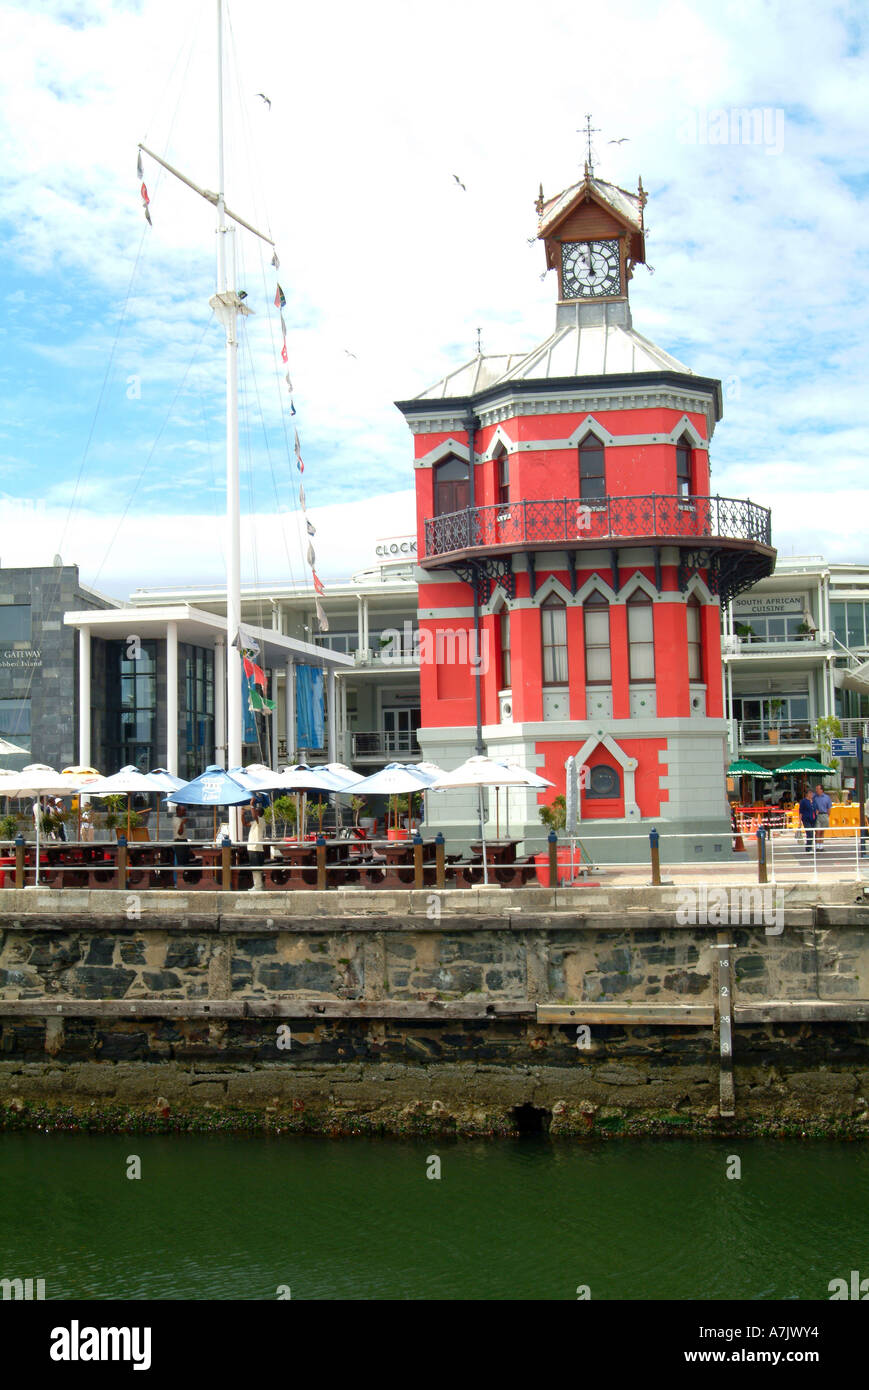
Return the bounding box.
[536,166,647,327]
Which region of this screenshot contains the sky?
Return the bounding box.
[0,0,866,601]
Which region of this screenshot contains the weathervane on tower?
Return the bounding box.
[578,113,601,177]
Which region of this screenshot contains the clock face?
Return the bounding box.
[561,239,622,299]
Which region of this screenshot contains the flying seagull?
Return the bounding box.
[452,174,466,191]
[608,137,629,144]
[257,93,271,109]
[344,349,358,359]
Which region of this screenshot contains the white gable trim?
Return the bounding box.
[534,573,573,605]
[669,416,706,448]
[480,425,517,461]
[620,571,660,602]
[573,732,641,822]
[415,439,471,469]
[566,416,611,447]
[575,572,618,605]
[683,574,716,604]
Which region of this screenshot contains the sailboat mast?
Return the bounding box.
[215,0,243,779]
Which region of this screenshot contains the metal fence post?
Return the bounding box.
[220,836,232,891]
[413,833,424,890]
[435,832,446,889]
[117,835,128,892]
[316,834,327,891]
[756,826,767,884]
[548,829,558,888]
[14,834,25,890]
[650,828,661,886]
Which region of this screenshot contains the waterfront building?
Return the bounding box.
[0,565,115,771]
[723,556,869,796]
[395,165,775,858]
[60,545,416,776]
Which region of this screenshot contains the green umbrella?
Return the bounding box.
[727,758,774,778]
[773,757,837,776]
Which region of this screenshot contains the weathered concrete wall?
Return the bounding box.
[1,886,869,1136]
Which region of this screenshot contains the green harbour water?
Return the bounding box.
[1,1132,868,1300]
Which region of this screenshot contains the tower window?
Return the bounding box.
[687,598,702,681]
[587,764,620,799]
[579,436,605,502]
[676,437,692,499]
[541,595,568,684]
[495,448,510,507]
[500,610,511,688]
[584,592,611,684]
[627,595,655,682]
[434,456,469,517]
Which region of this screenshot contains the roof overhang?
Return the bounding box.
[396,370,723,425]
[63,604,353,668]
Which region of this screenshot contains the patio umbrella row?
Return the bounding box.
[2,755,556,890]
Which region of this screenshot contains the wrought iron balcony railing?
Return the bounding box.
[424,493,772,558]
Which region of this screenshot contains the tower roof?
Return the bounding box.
[414,317,692,399]
[537,174,645,239]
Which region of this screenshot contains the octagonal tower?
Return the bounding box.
[395,167,775,861]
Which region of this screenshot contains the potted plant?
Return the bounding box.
[267,795,297,838]
[735,622,756,642]
[0,813,19,843]
[534,795,581,885]
[387,794,409,840]
[767,699,784,744]
[796,620,816,640]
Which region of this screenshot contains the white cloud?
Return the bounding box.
[0,0,865,587]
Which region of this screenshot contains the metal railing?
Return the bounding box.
[736,721,815,745]
[424,493,772,557]
[351,731,420,758]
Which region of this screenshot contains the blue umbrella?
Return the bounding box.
[163,766,251,806]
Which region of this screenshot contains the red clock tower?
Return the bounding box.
[395,166,775,861]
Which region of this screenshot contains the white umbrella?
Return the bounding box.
[345,762,432,833]
[0,764,92,886]
[0,736,28,756]
[85,765,170,840]
[430,756,553,885]
[321,762,362,788]
[148,770,186,838]
[270,765,348,838]
[411,760,447,828]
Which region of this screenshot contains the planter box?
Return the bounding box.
[534,845,583,886]
[768,730,780,744]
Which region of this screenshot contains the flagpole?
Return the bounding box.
[211,0,244,840]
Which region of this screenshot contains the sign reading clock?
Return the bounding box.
[561,238,622,299]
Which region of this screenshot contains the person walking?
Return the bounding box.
[798,789,817,855]
[247,799,265,891]
[812,783,832,849]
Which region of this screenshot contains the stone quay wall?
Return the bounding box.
[1,884,869,1137]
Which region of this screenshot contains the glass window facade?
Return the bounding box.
[0,605,31,647]
[105,640,157,772]
[183,645,215,781]
[831,601,869,651]
[0,696,31,753]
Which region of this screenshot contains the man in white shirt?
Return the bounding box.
[247,800,265,891]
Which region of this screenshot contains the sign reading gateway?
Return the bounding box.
[0,648,41,668]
